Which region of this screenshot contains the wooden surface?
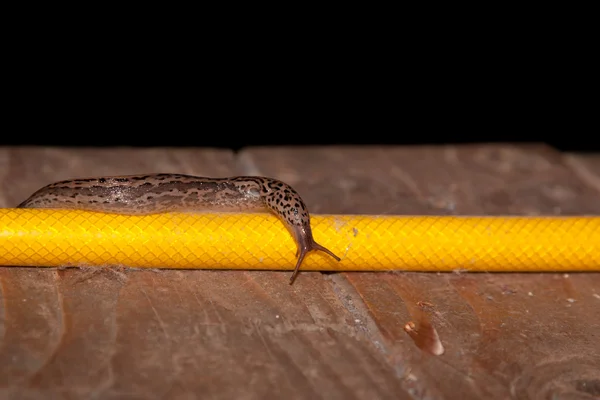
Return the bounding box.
[0,145,599,400]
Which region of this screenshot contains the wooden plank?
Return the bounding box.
[564,152,600,194]
[2,145,599,399]
[0,146,412,399]
[240,144,600,400]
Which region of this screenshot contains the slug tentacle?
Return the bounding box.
[288,223,341,285]
[17,173,341,283]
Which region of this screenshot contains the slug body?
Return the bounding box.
[18,174,340,283]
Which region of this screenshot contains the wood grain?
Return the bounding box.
[241,144,600,400]
[1,144,599,399]
[0,146,411,400]
[565,153,600,194]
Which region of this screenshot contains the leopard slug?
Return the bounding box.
[17,173,341,284]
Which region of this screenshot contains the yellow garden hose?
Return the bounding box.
[0,209,599,272]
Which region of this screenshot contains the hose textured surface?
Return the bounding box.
[1,209,599,271]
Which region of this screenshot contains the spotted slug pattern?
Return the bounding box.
[18,173,340,283]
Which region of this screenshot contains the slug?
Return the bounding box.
[17,173,341,284]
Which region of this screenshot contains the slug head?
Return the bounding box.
[261,186,340,284]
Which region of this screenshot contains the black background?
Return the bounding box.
[4,29,594,152]
[5,69,593,152]
[4,104,593,152]
[4,86,593,152]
